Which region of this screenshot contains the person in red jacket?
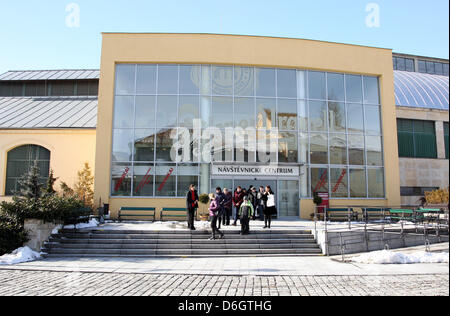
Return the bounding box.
[232,186,245,226]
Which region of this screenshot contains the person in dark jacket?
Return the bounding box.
[186,184,199,230]
[222,188,233,226]
[256,186,267,221]
[215,187,225,229]
[232,186,245,226]
[239,196,254,235]
[248,187,258,220]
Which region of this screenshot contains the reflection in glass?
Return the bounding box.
[364,105,381,135]
[278,99,297,131]
[235,129,256,163]
[177,164,199,197]
[347,104,364,133]
[363,76,379,104]
[255,68,276,97]
[157,65,178,94]
[256,98,276,129]
[211,97,233,128]
[308,71,326,100]
[136,65,156,95]
[278,132,298,163]
[310,133,328,164]
[155,164,176,196]
[368,168,384,198]
[346,75,363,103]
[349,168,366,198]
[366,136,383,166]
[134,129,155,162]
[179,95,199,128]
[330,134,347,165]
[234,97,255,129]
[112,129,133,162]
[328,102,346,132]
[156,96,178,128]
[133,163,154,196]
[114,96,134,128]
[115,64,135,95]
[311,167,328,194]
[278,180,299,216]
[330,168,348,198]
[257,131,277,163]
[299,133,309,164]
[212,66,233,95]
[155,129,174,161]
[135,96,156,128]
[111,163,132,196]
[234,67,254,96]
[179,65,200,94]
[327,73,345,101]
[348,135,365,165]
[277,69,297,98]
[309,101,327,132]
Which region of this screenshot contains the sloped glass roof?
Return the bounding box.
[394,71,449,110]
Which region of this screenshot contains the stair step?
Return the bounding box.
[53,234,313,240]
[59,229,312,235]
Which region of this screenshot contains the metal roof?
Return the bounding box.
[0,69,100,81]
[0,97,97,129]
[394,71,449,110]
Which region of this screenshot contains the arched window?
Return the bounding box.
[5,145,50,196]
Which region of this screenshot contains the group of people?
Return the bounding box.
[186,184,277,240]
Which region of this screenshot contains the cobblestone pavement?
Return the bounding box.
[0,270,448,296]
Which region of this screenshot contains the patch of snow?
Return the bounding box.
[148,221,211,231]
[352,250,449,264]
[51,224,63,235]
[63,218,99,229]
[0,247,42,265]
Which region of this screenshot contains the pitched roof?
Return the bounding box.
[394,71,449,110]
[0,97,97,129]
[0,69,100,81]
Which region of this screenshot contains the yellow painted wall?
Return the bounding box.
[0,129,96,202]
[95,33,401,219]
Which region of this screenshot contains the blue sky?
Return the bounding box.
[0,0,448,74]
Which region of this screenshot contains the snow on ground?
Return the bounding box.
[0,247,42,265]
[63,218,99,229]
[352,250,449,264]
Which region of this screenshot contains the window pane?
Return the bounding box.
[330,168,348,198]
[278,132,298,163]
[200,65,211,95]
[346,75,362,103]
[136,65,157,94]
[155,129,174,161]
[443,64,449,76]
[155,164,176,196]
[418,60,427,73]
[234,97,255,129]
[330,134,347,165]
[111,163,132,196]
[157,65,178,94]
[298,100,308,132]
[426,61,435,74]
[368,168,384,198]
[179,65,200,94]
[278,99,297,131]
[135,96,156,128]
[256,131,277,163]
[347,103,364,133]
[115,64,135,95]
[327,73,345,101]
[328,102,346,133]
[396,58,406,71]
[349,169,366,198]
[134,129,155,162]
[255,68,276,97]
[299,133,309,164]
[156,96,178,128]
[365,105,381,135]
[363,76,379,104]
[213,129,233,162]
[234,67,254,96]
[310,133,328,164]
[434,63,443,76]
[348,135,365,165]
[311,167,328,194]
[212,66,233,95]
[405,59,415,72]
[277,69,297,98]
[177,164,199,197]
[366,136,383,166]
[235,129,256,163]
[113,96,134,128]
[309,101,327,132]
[308,71,326,100]
[211,97,233,128]
[179,95,199,128]
[77,81,89,96]
[112,129,133,162]
[133,163,154,196]
[256,98,276,129]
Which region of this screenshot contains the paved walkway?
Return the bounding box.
[0,270,447,296]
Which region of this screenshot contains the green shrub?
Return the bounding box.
[0,212,28,256]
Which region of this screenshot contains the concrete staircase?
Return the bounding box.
[42,229,323,257]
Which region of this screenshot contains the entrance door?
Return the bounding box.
[278,180,299,217]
